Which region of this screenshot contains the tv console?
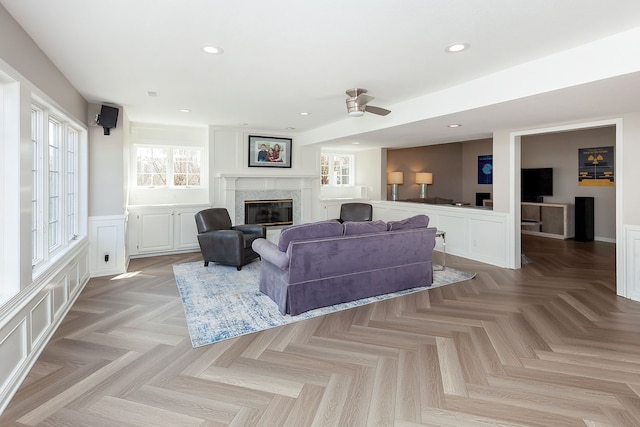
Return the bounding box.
[521,202,574,240]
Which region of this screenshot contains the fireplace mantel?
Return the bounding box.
[219,173,319,225]
[218,173,317,179]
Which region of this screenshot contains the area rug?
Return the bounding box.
[173,261,475,348]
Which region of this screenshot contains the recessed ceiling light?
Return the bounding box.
[446,43,469,53]
[285,127,295,130]
[202,46,224,55]
[300,112,310,116]
[179,109,191,113]
[239,123,249,126]
[448,123,462,128]
[352,142,360,145]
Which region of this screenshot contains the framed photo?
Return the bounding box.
[248,135,292,168]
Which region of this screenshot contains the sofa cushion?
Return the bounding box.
[343,220,387,236]
[278,220,344,252]
[387,214,430,231]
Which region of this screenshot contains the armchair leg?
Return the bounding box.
[204,261,209,267]
[237,266,242,271]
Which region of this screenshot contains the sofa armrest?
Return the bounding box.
[233,224,267,238]
[252,238,289,269]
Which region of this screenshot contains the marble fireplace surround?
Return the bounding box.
[219,174,317,226]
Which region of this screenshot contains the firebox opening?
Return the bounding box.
[244,199,293,226]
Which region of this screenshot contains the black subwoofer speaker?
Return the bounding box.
[575,196,594,242]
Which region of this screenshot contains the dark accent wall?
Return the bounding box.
[387,138,493,203]
[387,143,463,201]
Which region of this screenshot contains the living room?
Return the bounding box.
[2,1,640,423]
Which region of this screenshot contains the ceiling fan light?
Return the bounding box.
[346,98,366,117]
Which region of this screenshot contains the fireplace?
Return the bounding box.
[220,174,316,225]
[245,199,293,226]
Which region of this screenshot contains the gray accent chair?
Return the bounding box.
[339,202,373,223]
[194,208,266,270]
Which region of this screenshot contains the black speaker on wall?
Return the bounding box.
[575,196,594,242]
[96,105,119,135]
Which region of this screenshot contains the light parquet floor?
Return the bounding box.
[3,235,638,426]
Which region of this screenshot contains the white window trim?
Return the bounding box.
[133,143,205,189]
[31,105,45,267]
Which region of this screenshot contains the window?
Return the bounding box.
[31,106,43,265]
[173,148,201,186]
[135,145,202,187]
[31,103,82,271]
[48,116,62,252]
[66,128,78,241]
[321,154,354,186]
[136,146,168,186]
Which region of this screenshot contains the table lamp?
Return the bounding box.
[387,171,404,201]
[415,172,433,198]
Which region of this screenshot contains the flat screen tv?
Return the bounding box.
[521,168,553,202]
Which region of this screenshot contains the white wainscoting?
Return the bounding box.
[624,225,640,301]
[371,201,511,268]
[88,214,128,277]
[0,241,90,414]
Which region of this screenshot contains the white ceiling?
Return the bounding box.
[2,0,640,149]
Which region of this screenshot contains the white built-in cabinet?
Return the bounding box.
[521,202,574,240]
[322,200,343,221]
[320,198,370,221]
[127,204,209,256]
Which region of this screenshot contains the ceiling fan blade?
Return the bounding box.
[355,93,374,106]
[365,105,391,116]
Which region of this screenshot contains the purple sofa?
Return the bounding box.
[251,215,436,315]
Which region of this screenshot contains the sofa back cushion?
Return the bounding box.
[387,214,430,231]
[278,220,344,252]
[343,220,387,236]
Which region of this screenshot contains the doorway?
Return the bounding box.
[510,118,623,296]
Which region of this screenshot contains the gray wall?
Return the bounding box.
[386,138,493,204]
[0,4,86,122]
[522,126,616,240]
[88,103,127,216]
[387,143,463,201]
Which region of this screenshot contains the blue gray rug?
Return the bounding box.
[173,261,475,348]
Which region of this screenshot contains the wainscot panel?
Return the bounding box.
[371,200,510,268]
[0,241,90,415]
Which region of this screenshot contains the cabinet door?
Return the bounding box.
[138,211,174,252]
[324,203,342,220]
[521,204,541,232]
[175,210,199,249]
[541,206,564,235]
[521,204,540,222]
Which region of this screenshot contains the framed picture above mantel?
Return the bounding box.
[248,135,292,168]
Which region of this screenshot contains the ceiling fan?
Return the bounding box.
[345,88,391,117]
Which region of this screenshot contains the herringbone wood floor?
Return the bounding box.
[3,235,637,426]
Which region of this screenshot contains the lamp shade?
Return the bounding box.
[415,172,433,185]
[387,171,404,185]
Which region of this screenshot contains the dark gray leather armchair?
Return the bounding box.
[339,203,373,223]
[194,208,266,270]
